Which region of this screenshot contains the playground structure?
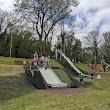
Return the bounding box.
[37,66,67,87]
[28,49,110,89]
[105,62,110,71]
[57,50,91,77]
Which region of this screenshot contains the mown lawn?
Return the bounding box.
[75,63,110,73]
[0,56,32,65]
[0,78,110,110]
[0,74,36,103]
[53,69,72,87]
[0,64,25,75]
[1,57,110,110]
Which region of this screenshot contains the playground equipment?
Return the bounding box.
[26,70,46,89]
[57,50,91,77]
[105,62,110,68]
[37,66,67,87]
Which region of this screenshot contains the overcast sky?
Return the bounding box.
[1,0,110,46]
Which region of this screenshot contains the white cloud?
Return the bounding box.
[1,0,110,47]
[71,0,110,44]
[0,0,15,11]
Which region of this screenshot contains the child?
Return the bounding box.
[105,65,108,71]
[39,54,45,67]
[79,73,84,85]
[33,55,38,66]
[42,57,49,69]
[33,51,38,58]
[94,63,99,72]
[30,62,35,77]
[89,68,95,79]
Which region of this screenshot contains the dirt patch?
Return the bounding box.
[40,88,87,95]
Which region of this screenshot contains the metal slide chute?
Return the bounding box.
[58,50,91,77]
[37,66,67,87]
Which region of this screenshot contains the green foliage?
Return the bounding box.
[69,39,82,61]
[56,32,82,62]
[83,52,93,63]
[0,30,52,58]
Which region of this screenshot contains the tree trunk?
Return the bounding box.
[95,48,99,63]
[39,37,43,55]
[10,31,12,58]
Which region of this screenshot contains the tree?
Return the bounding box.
[56,31,82,61]
[0,9,7,37]
[15,0,78,54]
[103,32,110,63]
[84,31,101,63]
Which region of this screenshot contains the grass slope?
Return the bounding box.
[53,69,72,87]
[1,57,110,110]
[0,64,25,75]
[0,79,110,110]
[0,56,32,65]
[0,74,36,103]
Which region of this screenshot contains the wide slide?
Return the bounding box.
[37,66,67,87]
[58,50,91,77]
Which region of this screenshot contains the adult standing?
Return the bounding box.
[101,58,106,72]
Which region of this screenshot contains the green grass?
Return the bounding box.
[0,74,36,103]
[0,56,32,65]
[0,64,26,75]
[53,69,72,87]
[49,60,63,68]
[0,56,31,75]
[1,78,110,110]
[1,58,110,110]
[75,63,110,73]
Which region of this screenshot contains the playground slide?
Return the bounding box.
[26,70,46,89]
[105,62,110,68]
[37,66,67,87]
[58,50,91,77]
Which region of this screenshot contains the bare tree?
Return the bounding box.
[5,13,20,57]
[0,10,7,36]
[103,32,110,63]
[84,31,101,63]
[15,0,78,54]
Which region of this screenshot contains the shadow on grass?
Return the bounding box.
[0,74,36,103]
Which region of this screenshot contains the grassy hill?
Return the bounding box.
[1,78,110,110]
[1,57,110,110]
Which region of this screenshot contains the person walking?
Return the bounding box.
[79,73,84,85]
[89,68,95,79]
